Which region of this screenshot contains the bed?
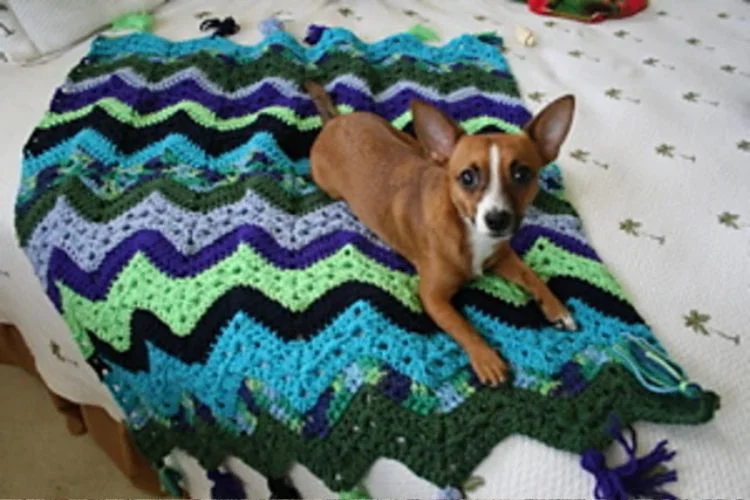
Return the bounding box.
[1,0,748,497]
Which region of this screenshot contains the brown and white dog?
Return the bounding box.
[305,82,577,386]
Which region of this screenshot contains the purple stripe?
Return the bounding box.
[512,225,599,261]
[46,226,413,307]
[46,223,595,308]
[52,78,532,125]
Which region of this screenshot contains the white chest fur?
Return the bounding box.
[464,219,502,276]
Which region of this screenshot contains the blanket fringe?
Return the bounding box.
[581,414,678,500]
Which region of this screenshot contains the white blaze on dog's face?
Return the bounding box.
[475,143,512,237]
[410,95,576,269]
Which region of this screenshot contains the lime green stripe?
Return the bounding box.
[59,238,623,354]
[61,244,421,353]
[39,96,520,134]
[461,116,521,134]
[474,238,625,303]
[39,99,354,131]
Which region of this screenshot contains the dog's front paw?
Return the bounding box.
[540,298,578,331]
[468,343,509,387]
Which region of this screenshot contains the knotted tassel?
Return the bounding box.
[268,475,302,499]
[259,17,285,37]
[581,415,678,500]
[208,467,246,499]
[613,333,702,398]
[200,17,240,37]
[304,24,328,45]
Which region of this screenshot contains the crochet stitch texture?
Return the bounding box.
[15,28,718,491]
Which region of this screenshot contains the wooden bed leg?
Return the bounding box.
[1,323,164,497]
[0,322,36,373]
[46,389,88,435]
[82,405,165,497]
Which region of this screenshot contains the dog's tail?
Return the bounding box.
[304,81,338,124]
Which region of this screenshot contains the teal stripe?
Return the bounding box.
[89,28,509,72]
[101,298,656,419]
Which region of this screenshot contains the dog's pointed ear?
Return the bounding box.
[524,95,575,164]
[411,100,463,164]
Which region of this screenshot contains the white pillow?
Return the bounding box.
[0,0,164,64]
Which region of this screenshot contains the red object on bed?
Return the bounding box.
[527,0,648,23]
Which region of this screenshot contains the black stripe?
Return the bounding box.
[27,109,515,159]
[89,278,642,372]
[26,110,320,159]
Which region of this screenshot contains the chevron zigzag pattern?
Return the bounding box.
[15,27,718,492]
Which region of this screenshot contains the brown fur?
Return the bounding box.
[307,83,577,385]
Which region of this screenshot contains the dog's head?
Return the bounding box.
[411,95,575,239]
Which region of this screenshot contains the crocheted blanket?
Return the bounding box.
[15,27,718,494]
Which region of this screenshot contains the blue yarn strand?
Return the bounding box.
[612,333,702,398]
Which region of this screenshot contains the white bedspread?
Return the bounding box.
[1,0,748,497]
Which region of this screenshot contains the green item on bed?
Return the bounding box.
[110,11,154,32]
[407,23,440,42]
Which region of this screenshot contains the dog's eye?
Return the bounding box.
[458,165,480,190]
[511,162,534,185]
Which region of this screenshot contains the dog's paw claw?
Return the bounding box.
[555,314,578,331]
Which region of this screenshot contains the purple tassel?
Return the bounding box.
[305,24,328,45]
[581,415,678,500]
[259,17,284,37]
[436,486,463,500]
[208,468,246,499]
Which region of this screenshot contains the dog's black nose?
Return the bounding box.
[485,209,513,235]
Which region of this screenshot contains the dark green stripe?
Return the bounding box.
[131,364,718,490]
[70,51,522,96]
[16,172,573,246]
[533,190,578,216]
